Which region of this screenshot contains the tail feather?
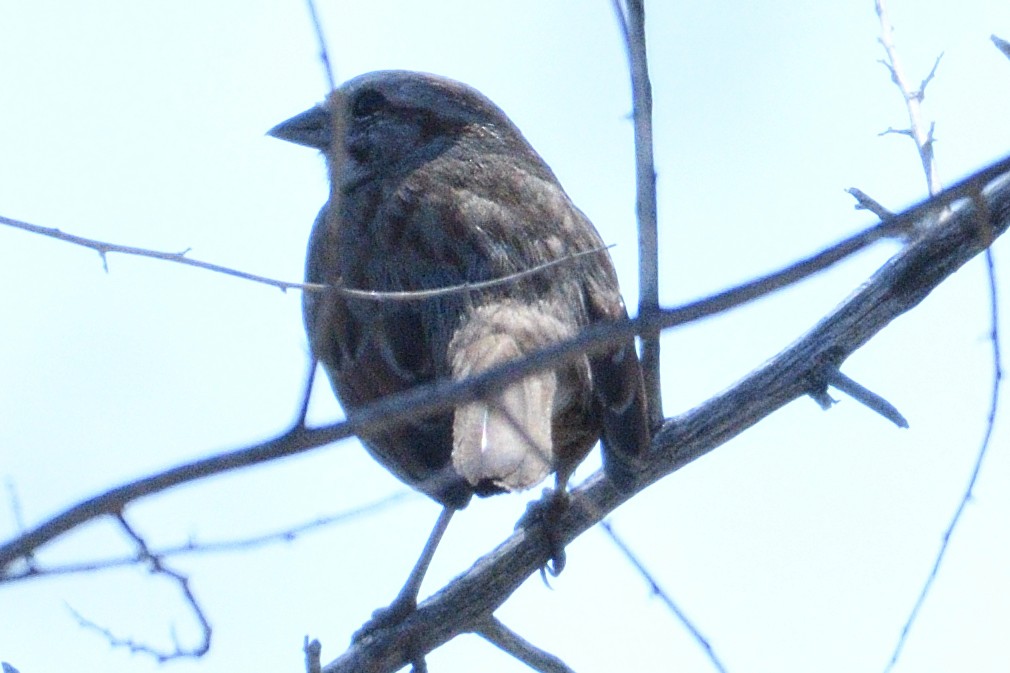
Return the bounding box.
[452,366,556,491]
[591,339,650,492]
[449,303,575,493]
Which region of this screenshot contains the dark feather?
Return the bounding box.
[273,70,650,507]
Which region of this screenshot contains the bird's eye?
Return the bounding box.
[352,90,387,119]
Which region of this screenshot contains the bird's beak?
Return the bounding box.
[267,105,332,149]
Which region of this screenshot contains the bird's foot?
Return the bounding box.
[516,487,569,578]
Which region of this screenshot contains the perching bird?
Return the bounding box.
[269,70,649,630]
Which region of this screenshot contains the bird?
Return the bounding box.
[269,70,649,633]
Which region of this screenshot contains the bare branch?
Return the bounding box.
[875,0,943,195]
[3,154,1009,576]
[303,0,335,90]
[0,213,615,302]
[0,213,307,291]
[872,11,1004,669]
[68,514,211,661]
[883,239,1004,673]
[318,163,1010,673]
[474,616,576,673]
[3,491,412,583]
[318,246,617,302]
[613,0,664,427]
[600,522,727,673]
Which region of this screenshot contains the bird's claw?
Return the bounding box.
[517,488,568,578]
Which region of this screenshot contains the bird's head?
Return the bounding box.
[268,70,536,188]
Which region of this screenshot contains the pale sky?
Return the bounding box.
[1,2,1009,672]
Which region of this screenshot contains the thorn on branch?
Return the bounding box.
[818,366,909,428]
[474,616,576,673]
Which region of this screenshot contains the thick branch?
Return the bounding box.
[319,174,1010,673]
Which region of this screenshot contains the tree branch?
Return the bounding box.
[2,155,1008,577]
[318,168,1010,673]
[474,616,576,673]
[614,0,664,426]
[0,214,615,303]
[600,521,727,673]
[875,0,943,195]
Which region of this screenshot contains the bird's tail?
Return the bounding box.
[590,338,650,492]
[449,305,568,493]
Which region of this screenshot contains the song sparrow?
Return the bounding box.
[270,70,648,625]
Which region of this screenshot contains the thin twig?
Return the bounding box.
[0,213,615,302]
[323,246,617,301]
[4,479,26,533]
[68,514,211,661]
[873,8,1004,670]
[613,0,663,427]
[882,246,1003,673]
[875,0,943,196]
[304,0,335,90]
[600,521,728,673]
[0,214,305,291]
[4,491,413,583]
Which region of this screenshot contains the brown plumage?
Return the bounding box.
[270,72,648,621]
